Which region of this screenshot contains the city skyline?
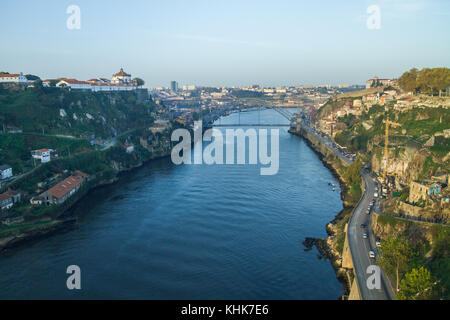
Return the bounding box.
[1,0,449,87]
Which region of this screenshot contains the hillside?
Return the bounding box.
[312,68,450,299]
[0,85,155,138]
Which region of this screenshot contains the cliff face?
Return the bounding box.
[371,145,425,184]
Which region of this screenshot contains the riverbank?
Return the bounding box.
[290,128,359,299]
[0,150,171,252]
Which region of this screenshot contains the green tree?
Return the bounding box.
[398,68,418,93]
[133,77,145,87]
[379,236,412,292]
[344,157,362,186]
[25,74,40,81]
[397,267,434,300]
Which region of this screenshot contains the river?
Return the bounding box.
[0,109,344,299]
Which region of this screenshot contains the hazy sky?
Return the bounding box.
[1,0,449,87]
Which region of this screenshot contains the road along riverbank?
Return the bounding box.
[289,125,364,299]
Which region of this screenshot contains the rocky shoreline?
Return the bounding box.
[291,129,355,299]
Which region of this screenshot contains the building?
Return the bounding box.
[170,81,179,92]
[111,68,132,84]
[0,190,21,211]
[41,175,85,205]
[0,165,13,180]
[366,77,395,89]
[353,99,362,108]
[56,79,92,90]
[31,149,53,163]
[409,181,443,203]
[55,69,137,91]
[124,144,135,154]
[0,72,28,84]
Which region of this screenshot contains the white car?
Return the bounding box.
[363,233,368,239]
[369,251,376,259]
[376,240,381,247]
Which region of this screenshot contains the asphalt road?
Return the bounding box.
[301,121,394,300]
[347,172,395,300]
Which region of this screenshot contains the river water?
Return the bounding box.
[0,109,343,299]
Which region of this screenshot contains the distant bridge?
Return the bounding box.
[209,105,300,128]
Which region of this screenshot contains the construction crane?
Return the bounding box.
[383,115,402,183]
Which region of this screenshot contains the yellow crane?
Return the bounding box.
[383,116,401,182]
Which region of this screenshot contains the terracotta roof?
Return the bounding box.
[114,68,130,77]
[0,192,12,203]
[0,190,19,202]
[46,176,83,199]
[0,73,20,78]
[59,78,91,85]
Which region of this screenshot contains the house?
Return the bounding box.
[0,165,13,180]
[0,190,21,210]
[123,144,135,154]
[31,149,53,163]
[56,78,92,91]
[0,72,28,84]
[409,181,443,203]
[41,175,84,205]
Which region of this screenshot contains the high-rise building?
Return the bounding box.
[170,81,179,92]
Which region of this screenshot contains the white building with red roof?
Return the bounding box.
[54,69,137,91]
[111,68,132,84]
[0,72,28,84]
[56,78,92,90]
[31,149,54,163]
[42,175,84,205]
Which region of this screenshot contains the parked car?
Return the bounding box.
[376,240,381,247]
[369,251,376,259]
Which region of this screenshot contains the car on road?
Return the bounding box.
[360,223,368,228]
[363,233,368,239]
[369,251,376,259]
[376,240,381,247]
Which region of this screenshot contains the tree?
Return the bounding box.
[397,267,434,300]
[25,74,40,81]
[398,68,418,94]
[379,236,412,292]
[133,77,145,87]
[345,156,362,186]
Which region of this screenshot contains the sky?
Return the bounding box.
[0,0,449,87]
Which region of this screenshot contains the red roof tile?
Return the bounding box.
[46,176,83,199]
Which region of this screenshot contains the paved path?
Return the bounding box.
[301,121,395,300]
